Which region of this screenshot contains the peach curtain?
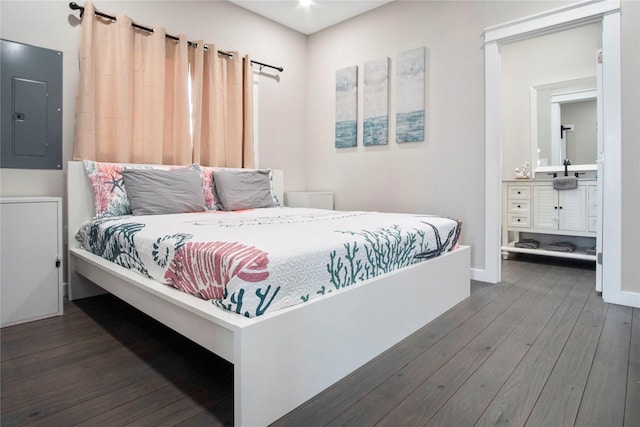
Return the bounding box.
[73,2,191,164]
[190,43,254,168]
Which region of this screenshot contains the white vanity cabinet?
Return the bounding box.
[0,197,63,327]
[502,180,596,261]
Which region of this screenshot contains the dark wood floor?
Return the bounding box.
[1,257,638,426]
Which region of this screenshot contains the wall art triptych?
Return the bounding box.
[335,47,426,148]
[396,47,426,143]
[363,58,390,146]
[335,65,358,148]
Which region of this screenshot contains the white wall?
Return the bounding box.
[304,0,576,271]
[0,0,308,198]
[500,24,598,179]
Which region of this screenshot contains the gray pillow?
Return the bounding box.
[121,168,206,215]
[213,169,277,211]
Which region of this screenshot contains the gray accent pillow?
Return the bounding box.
[121,168,206,215]
[213,169,277,211]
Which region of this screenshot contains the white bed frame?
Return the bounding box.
[67,160,470,426]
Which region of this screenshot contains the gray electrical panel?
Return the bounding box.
[1,39,62,169]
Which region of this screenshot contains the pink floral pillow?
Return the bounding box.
[195,165,220,210]
[84,161,219,217]
[83,160,132,218]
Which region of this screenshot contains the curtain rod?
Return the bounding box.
[68,2,284,72]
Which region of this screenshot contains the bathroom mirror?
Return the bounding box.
[530,76,597,171]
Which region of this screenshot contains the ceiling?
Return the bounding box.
[228,1,394,35]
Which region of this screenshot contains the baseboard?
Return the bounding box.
[603,289,640,308]
[471,267,497,283]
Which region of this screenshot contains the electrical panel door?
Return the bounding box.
[1,39,62,169]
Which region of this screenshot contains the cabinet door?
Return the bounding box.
[559,186,587,232]
[1,200,61,326]
[533,186,557,230]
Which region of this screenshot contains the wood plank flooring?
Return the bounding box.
[1,256,638,426]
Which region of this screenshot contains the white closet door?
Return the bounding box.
[1,198,62,327]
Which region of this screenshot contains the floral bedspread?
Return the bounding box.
[76,207,461,317]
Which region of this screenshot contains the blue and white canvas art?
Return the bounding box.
[396,47,426,143]
[335,65,358,148]
[363,57,390,146]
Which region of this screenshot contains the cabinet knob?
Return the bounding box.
[517,204,521,208]
[517,219,521,222]
[517,191,521,194]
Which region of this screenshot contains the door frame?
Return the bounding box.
[483,0,624,304]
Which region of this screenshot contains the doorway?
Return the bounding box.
[483,1,622,304]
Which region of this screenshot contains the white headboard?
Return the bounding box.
[66,161,284,251]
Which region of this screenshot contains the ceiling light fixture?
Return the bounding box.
[299,0,312,7]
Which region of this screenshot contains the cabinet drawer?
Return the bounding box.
[507,213,530,228]
[508,186,531,200]
[508,200,530,213]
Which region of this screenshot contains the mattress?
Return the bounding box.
[76,207,462,317]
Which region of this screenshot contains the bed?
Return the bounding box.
[67,160,470,426]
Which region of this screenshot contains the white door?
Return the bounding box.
[595,46,604,293]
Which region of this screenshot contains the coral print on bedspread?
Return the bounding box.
[165,241,270,300]
[76,208,461,318]
[76,219,269,302]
